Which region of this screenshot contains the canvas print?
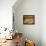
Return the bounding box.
[23,15,35,25]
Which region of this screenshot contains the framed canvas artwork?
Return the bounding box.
[23,15,35,25]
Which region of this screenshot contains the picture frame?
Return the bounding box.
[23,15,35,25]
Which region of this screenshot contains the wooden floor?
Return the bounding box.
[0,39,16,46]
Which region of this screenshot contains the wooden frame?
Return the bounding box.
[23,15,35,25]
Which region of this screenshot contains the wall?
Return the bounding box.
[0,0,16,29]
[13,0,41,46]
[41,0,46,46]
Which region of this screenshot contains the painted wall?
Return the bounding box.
[13,0,41,46]
[41,0,46,46]
[13,0,46,46]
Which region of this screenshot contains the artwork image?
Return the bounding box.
[23,15,35,25]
